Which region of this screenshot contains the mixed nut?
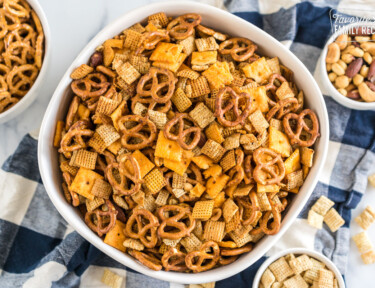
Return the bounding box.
[326,32,375,102]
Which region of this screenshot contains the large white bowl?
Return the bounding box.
[252,248,345,288]
[319,22,375,110]
[0,0,51,124]
[38,1,329,284]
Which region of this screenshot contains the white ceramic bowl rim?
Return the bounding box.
[321,21,375,110]
[252,248,346,288]
[38,1,329,284]
[0,0,51,122]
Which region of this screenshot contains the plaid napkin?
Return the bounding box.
[1,0,375,287]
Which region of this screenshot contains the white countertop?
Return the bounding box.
[0,0,373,287]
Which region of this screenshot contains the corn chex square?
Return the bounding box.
[192,200,214,220]
[171,87,192,112]
[308,209,324,229]
[220,150,236,172]
[353,232,373,254]
[223,133,240,150]
[148,110,167,129]
[288,254,313,274]
[190,76,211,98]
[180,233,202,253]
[116,62,140,85]
[228,230,252,247]
[189,102,215,129]
[143,168,166,194]
[260,269,275,288]
[268,257,294,282]
[91,178,113,199]
[355,205,375,230]
[124,30,142,50]
[324,208,345,232]
[70,149,97,170]
[88,132,107,153]
[361,250,375,264]
[101,269,123,288]
[155,189,169,206]
[195,37,219,52]
[96,124,120,147]
[311,196,334,216]
[283,274,308,288]
[203,220,225,242]
[222,198,239,223]
[249,109,269,134]
[96,96,119,116]
[201,139,226,162]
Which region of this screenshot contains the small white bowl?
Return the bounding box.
[0,0,51,124]
[38,1,329,284]
[319,22,375,110]
[253,248,345,288]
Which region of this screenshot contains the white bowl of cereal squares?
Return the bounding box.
[320,22,375,110]
[253,248,345,288]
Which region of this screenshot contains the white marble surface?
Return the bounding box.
[0,0,373,287]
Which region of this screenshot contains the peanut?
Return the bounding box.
[353,74,364,86]
[363,52,372,65]
[360,42,375,56]
[335,34,348,50]
[332,63,345,75]
[326,63,332,72]
[341,53,354,64]
[326,43,340,63]
[337,60,347,70]
[335,75,350,89]
[360,65,369,77]
[337,88,347,96]
[350,47,364,57]
[328,72,337,82]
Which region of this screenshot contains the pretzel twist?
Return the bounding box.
[220,243,253,256]
[238,191,261,226]
[167,13,201,40]
[6,64,38,96]
[59,120,94,156]
[136,31,170,55]
[219,37,257,62]
[283,109,320,147]
[137,67,176,104]
[215,86,251,127]
[266,97,299,122]
[185,241,220,273]
[253,148,285,185]
[157,205,196,240]
[161,247,188,272]
[71,73,110,100]
[106,154,142,196]
[84,200,118,237]
[227,148,245,187]
[125,208,159,248]
[164,113,201,150]
[118,115,157,150]
[128,249,162,271]
[131,93,172,113]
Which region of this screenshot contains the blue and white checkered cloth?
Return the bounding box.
[1,0,375,287]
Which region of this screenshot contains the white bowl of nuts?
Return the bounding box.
[321,22,375,110]
[253,248,345,288]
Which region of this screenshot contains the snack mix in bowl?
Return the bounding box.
[326,32,375,102]
[54,12,320,273]
[0,0,44,113]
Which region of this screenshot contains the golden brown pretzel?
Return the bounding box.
[3,41,35,67]
[71,73,110,100]
[117,115,157,150]
[219,37,257,62]
[227,148,245,187]
[125,208,159,248]
[161,247,188,272]
[163,113,201,150]
[283,109,320,147]
[0,91,18,113]
[84,200,117,237]
[137,67,176,104]
[157,205,196,240]
[136,31,170,55]
[59,120,94,156]
[4,0,31,18]
[238,191,261,226]
[220,243,253,256]
[185,240,220,273]
[128,249,162,271]
[253,148,285,185]
[106,154,142,196]
[167,13,201,40]
[62,172,80,207]
[265,73,288,92]
[131,94,172,113]
[6,64,38,96]
[65,96,80,130]
[266,97,299,121]
[215,86,252,127]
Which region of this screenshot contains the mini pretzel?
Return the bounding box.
[219,38,257,62]
[221,243,253,256]
[125,208,159,248]
[65,96,80,130]
[215,86,251,127]
[196,24,227,40]
[3,41,35,67]
[186,163,204,186]
[167,13,201,40]
[71,73,110,100]
[227,148,245,187]
[137,67,176,104]
[136,31,170,55]
[266,97,299,121]
[62,172,80,207]
[185,240,220,273]
[4,0,31,18]
[0,9,21,38]
[0,91,18,113]
[283,109,320,147]
[157,205,196,240]
[59,120,94,155]
[4,24,36,48]
[106,154,142,196]
[265,73,287,92]
[238,191,260,226]
[117,115,157,150]
[6,64,38,96]
[131,94,172,113]
[161,247,188,272]
[84,200,118,237]
[128,249,162,271]
[219,255,238,265]
[253,195,281,235]
[164,113,201,150]
[253,148,285,185]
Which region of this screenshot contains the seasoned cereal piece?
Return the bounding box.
[284,149,301,175]
[202,61,233,89]
[223,133,240,150]
[123,238,145,251]
[369,173,375,187]
[190,76,211,98]
[317,269,334,287]
[324,208,345,232]
[311,196,335,216]
[190,183,206,198]
[96,96,120,116]
[303,258,325,284]
[267,57,281,75]
[258,193,272,211]
[148,110,167,129]
[181,233,202,253]
[70,168,103,200]
[276,82,294,100]
[96,124,120,147]
[143,168,166,194]
[220,150,236,172]
[222,198,239,223]
[86,197,105,212]
[148,12,169,27]
[353,232,373,254]
[308,209,324,229]
[203,220,225,242]
[195,37,219,52]
[286,169,304,190]
[91,178,112,199]
[205,122,224,144]
[69,149,98,170]
[189,102,215,129]
[289,254,313,274]
[201,139,226,162]
[70,64,94,80]
[116,62,140,85]
[249,109,269,134]
[192,200,215,220]
[261,269,275,288]
[300,147,315,168]
[155,189,169,206]
[268,257,294,282]
[355,205,375,230]
[124,30,142,50]
[178,35,196,56]
[171,87,192,112]
[101,268,123,288]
